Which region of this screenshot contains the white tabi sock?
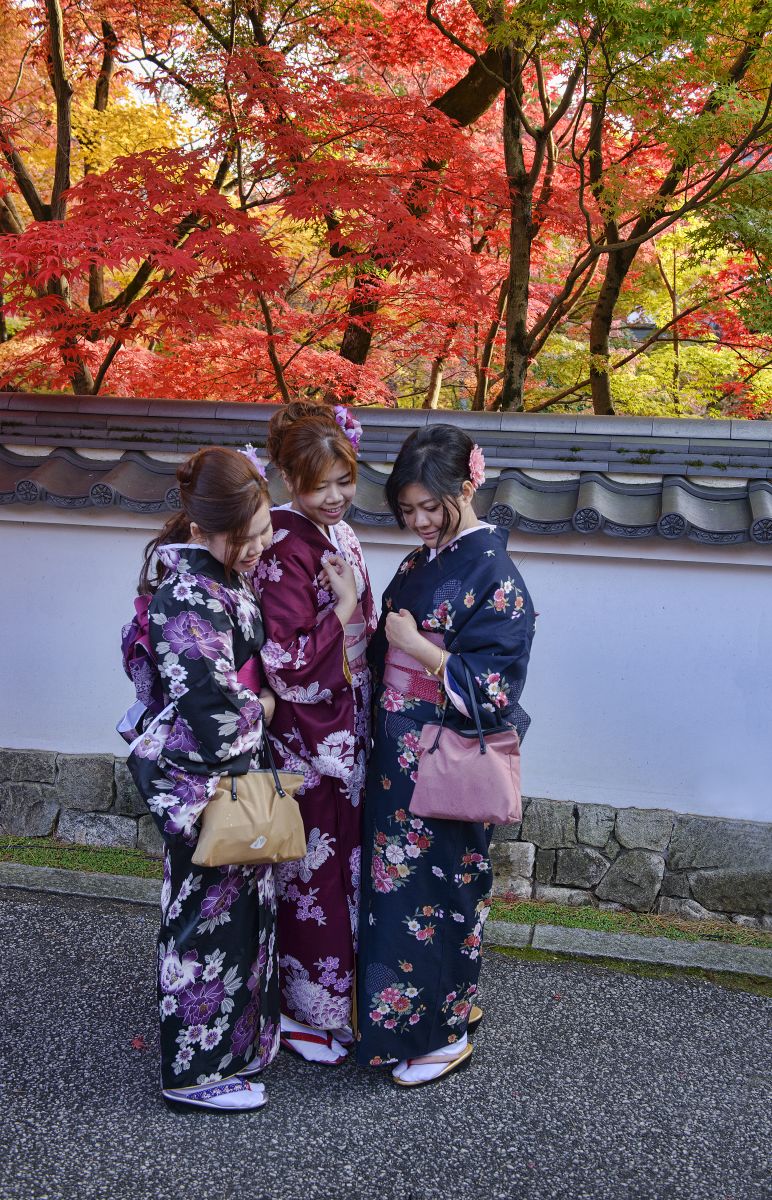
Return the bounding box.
[280,1013,348,1064]
[392,1033,469,1085]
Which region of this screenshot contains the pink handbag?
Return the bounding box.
[409,661,522,826]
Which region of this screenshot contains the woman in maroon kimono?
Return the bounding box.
[253,402,376,1064]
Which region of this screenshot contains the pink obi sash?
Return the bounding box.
[345,605,368,673]
[383,632,444,705]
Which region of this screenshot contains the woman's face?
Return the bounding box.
[289,457,357,529]
[193,501,273,574]
[397,482,477,549]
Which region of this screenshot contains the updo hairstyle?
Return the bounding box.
[266,400,358,493]
[138,446,270,592]
[385,424,475,546]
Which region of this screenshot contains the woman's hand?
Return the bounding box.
[259,687,276,726]
[385,609,446,675]
[385,608,422,655]
[322,554,358,628]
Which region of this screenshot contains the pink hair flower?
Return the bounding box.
[239,444,267,480]
[333,404,363,453]
[469,444,486,490]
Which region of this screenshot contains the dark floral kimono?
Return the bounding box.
[253,509,376,1030]
[356,524,535,1065]
[123,544,280,1090]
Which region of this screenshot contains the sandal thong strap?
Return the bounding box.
[406,1051,466,1067]
[281,1030,334,1047]
[167,1077,253,1102]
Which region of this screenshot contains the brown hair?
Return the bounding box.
[266,400,358,494]
[138,446,270,594]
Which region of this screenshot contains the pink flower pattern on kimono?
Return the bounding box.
[372,810,433,893]
[357,524,534,1068]
[421,600,455,632]
[368,982,426,1036]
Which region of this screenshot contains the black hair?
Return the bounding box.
[385,424,474,546]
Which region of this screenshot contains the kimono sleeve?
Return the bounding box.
[149,592,264,776]
[257,539,350,702]
[445,564,535,738]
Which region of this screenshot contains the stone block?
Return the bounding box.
[490,821,521,843]
[576,803,615,848]
[55,754,115,813]
[490,841,535,891]
[602,835,622,861]
[0,748,57,785]
[495,878,532,902]
[658,897,727,922]
[661,870,691,899]
[689,868,772,916]
[555,846,609,889]
[668,815,772,872]
[114,759,146,818]
[520,799,577,849]
[595,850,665,911]
[0,782,59,837]
[57,810,137,849]
[137,814,165,859]
[762,916,772,932]
[535,848,555,884]
[615,807,674,852]
[533,884,594,908]
[731,915,761,929]
[598,901,627,912]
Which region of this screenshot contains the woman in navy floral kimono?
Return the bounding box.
[121,447,280,1112]
[357,425,535,1086]
[253,402,376,1066]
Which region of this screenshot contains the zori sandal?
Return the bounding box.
[280,1028,348,1065]
[162,1076,267,1113]
[468,1004,483,1033]
[392,1042,473,1087]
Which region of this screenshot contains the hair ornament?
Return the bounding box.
[238,444,268,480]
[469,444,486,490]
[333,404,363,453]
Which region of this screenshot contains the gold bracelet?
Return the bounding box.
[426,648,446,679]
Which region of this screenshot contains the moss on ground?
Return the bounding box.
[492,944,772,1000]
[0,836,163,879]
[490,897,772,950]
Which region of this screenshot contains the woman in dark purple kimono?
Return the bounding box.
[253,402,376,1065]
[120,447,280,1112]
[356,425,535,1086]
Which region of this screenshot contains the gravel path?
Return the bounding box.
[1,887,770,1200]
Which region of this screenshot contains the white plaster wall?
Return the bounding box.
[1,507,770,821]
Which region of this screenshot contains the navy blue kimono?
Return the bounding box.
[356,524,535,1065]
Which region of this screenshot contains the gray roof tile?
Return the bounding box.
[1,394,771,545]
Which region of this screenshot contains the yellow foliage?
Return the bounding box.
[71,92,191,175]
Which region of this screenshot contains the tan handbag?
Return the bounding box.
[192,737,306,868]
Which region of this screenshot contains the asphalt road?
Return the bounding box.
[1,887,770,1200]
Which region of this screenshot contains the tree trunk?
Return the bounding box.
[588,247,633,414]
[422,354,445,409]
[500,48,533,412]
[337,49,506,372]
[473,280,507,410]
[88,21,117,313]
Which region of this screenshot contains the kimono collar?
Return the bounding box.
[156,542,228,581]
[427,522,496,561]
[273,504,341,549]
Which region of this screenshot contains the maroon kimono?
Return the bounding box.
[253,509,376,1030]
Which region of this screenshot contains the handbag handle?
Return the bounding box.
[229,729,288,800]
[427,658,486,757]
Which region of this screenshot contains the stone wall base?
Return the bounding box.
[1,749,770,928]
